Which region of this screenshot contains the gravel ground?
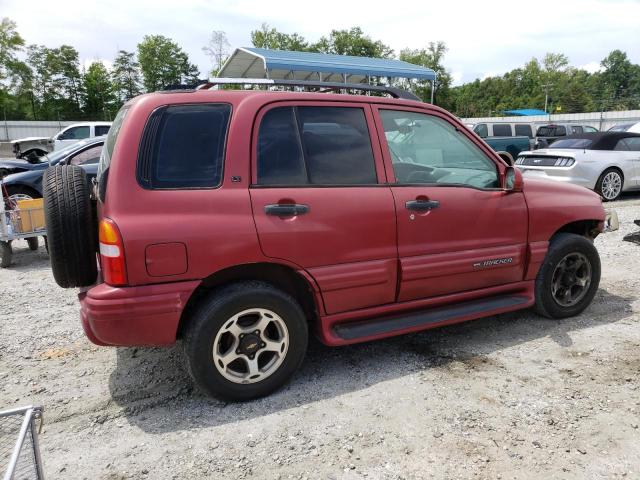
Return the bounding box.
[1,195,639,480]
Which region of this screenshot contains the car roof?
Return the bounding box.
[558,131,640,150]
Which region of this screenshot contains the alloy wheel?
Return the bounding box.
[551,252,592,307]
[212,308,289,384]
[601,171,622,200]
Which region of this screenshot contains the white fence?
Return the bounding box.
[461,110,640,131]
[0,120,77,142]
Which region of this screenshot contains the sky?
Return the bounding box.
[3,0,640,85]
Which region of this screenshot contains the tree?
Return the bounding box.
[83,61,117,120]
[250,23,309,51]
[203,30,230,75]
[0,17,25,83]
[112,50,142,102]
[600,50,639,107]
[137,35,200,91]
[312,27,393,58]
[399,42,452,108]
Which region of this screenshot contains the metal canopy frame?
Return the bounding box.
[197,78,421,101]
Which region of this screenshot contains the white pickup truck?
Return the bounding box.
[11,122,111,159]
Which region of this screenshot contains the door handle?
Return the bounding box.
[405,199,440,211]
[264,203,310,216]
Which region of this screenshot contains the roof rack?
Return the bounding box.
[195,78,420,101]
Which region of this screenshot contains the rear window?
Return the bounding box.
[537,125,566,137]
[492,124,512,136]
[97,106,128,200]
[549,138,593,149]
[138,104,231,189]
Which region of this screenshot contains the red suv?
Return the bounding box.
[43,82,614,400]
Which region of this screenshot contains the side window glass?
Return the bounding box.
[59,126,90,140]
[572,126,583,134]
[492,124,512,137]
[380,110,499,189]
[68,145,103,165]
[257,107,307,185]
[95,125,111,136]
[584,126,597,133]
[138,104,231,189]
[515,124,532,138]
[614,139,630,151]
[297,107,376,185]
[473,124,488,138]
[625,137,640,151]
[257,106,377,185]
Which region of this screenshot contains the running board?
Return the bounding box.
[333,295,530,341]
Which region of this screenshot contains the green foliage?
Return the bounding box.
[112,50,142,102]
[137,34,200,91]
[83,62,118,120]
[250,23,310,51]
[313,27,394,58]
[399,42,452,109]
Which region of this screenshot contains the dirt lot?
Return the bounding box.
[1,196,639,480]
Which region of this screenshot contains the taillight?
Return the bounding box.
[98,218,127,286]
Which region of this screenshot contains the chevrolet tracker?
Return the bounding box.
[43,79,618,400]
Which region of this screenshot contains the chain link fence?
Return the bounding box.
[0,406,44,480]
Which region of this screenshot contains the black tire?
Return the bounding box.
[26,237,38,251]
[0,241,12,268]
[183,281,308,401]
[534,233,600,319]
[43,165,97,288]
[595,168,623,201]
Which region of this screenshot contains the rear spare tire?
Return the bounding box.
[43,165,97,288]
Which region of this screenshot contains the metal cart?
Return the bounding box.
[0,406,45,480]
[0,183,46,268]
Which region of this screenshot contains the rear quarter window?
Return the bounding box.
[492,124,512,136]
[138,104,231,189]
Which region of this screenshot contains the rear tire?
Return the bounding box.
[534,233,600,319]
[183,282,308,401]
[43,165,97,288]
[595,168,623,201]
[0,241,12,268]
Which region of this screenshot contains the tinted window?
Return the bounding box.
[473,124,488,138]
[257,107,306,185]
[59,126,90,140]
[380,110,499,189]
[537,125,566,137]
[492,124,512,137]
[68,145,103,165]
[550,138,593,149]
[515,124,533,137]
[614,139,631,151]
[95,125,111,136]
[624,137,640,151]
[257,106,377,185]
[140,104,231,189]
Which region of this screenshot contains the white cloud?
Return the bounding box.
[4,0,639,84]
[579,61,603,73]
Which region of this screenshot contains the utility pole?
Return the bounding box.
[542,84,551,114]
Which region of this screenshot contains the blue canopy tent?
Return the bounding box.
[218,47,437,102]
[503,109,549,116]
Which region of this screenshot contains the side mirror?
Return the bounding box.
[503,166,523,192]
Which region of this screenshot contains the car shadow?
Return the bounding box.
[108,287,633,434]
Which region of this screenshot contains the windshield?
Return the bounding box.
[549,138,593,149]
[608,123,634,132]
[537,125,566,137]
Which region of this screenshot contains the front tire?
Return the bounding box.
[595,168,623,201]
[534,233,600,319]
[182,282,308,401]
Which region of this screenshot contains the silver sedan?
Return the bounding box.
[515,132,640,201]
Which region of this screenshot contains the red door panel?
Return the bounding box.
[250,187,397,314]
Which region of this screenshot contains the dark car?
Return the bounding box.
[1,137,104,200]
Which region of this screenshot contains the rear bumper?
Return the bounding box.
[79,280,200,346]
[518,167,594,189]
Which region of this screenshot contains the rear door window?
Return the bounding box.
[59,126,90,140]
[68,144,103,165]
[515,124,533,137]
[95,125,111,136]
[138,104,231,189]
[492,124,512,137]
[257,106,377,185]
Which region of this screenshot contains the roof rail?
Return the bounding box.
[196,78,421,101]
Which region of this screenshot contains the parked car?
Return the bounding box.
[11,122,111,159]
[2,137,104,200]
[534,123,598,149]
[471,122,536,164]
[43,83,616,401]
[515,132,640,201]
[608,121,640,133]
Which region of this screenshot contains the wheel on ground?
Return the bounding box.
[0,241,12,268]
[26,237,38,251]
[534,233,601,319]
[183,281,308,401]
[595,168,623,201]
[42,165,97,288]
[6,186,40,203]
